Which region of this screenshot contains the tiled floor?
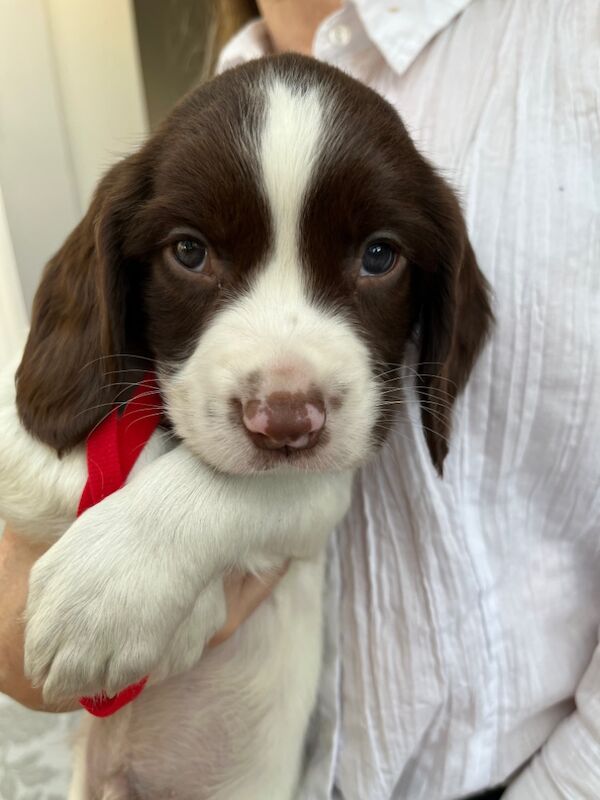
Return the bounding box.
[0,696,78,799]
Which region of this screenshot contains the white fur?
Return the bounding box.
[0,356,168,542]
[0,77,377,799]
[0,357,85,540]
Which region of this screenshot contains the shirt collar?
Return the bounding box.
[218,0,477,77]
[350,0,476,75]
[217,19,274,74]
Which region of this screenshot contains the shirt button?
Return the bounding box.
[327,23,352,47]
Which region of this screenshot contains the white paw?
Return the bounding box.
[24,502,200,703]
[151,580,227,685]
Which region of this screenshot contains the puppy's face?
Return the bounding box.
[17,56,492,475]
[145,74,409,474]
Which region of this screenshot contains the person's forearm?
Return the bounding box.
[0,526,79,711]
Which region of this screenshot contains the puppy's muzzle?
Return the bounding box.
[241,391,326,451]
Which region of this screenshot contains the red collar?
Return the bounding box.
[78,373,162,717]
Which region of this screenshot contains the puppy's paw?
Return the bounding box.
[25,554,161,703]
[151,580,227,685]
[24,505,196,703]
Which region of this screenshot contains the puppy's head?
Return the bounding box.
[17,55,492,475]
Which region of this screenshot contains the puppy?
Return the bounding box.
[0,54,491,799]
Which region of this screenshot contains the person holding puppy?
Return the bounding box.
[2,2,598,799]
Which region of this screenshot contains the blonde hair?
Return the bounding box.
[205,0,259,77]
[134,0,260,127]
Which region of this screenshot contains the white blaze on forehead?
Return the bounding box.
[258,78,324,299]
[163,77,378,475]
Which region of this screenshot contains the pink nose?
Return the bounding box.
[242,391,326,451]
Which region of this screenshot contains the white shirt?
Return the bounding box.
[220,1,600,798]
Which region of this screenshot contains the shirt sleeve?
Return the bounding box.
[505,638,600,799]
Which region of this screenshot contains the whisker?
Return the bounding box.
[158,429,180,443]
[379,384,454,403]
[101,369,162,378]
[376,371,458,390]
[123,411,165,436]
[414,406,449,428]
[379,399,449,428]
[379,398,450,413]
[414,388,454,403]
[401,368,457,389]
[110,382,160,402]
[374,362,458,389]
[378,381,453,394]
[377,418,451,447]
[74,389,161,421]
[78,354,172,376]
[79,405,119,441]
[377,360,446,369]
[96,380,160,393]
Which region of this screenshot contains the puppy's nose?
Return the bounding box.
[242,391,326,451]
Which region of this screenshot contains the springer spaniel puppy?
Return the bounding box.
[0,54,491,799]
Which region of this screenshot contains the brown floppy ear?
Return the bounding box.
[414,196,493,475]
[16,151,153,452]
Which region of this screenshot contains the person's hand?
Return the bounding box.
[0,525,78,711]
[0,525,285,710]
[208,565,288,647]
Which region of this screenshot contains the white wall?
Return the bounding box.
[0,184,28,366]
[0,0,81,312]
[46,0,148,208]
[0,0,148,311]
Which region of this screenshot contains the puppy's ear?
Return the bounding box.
[16,151,153,452]
[414,185,493,474]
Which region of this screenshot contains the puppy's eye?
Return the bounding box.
[360,241,399,276]
[173,239,208,271]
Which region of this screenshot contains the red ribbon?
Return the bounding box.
[77,372,162,717]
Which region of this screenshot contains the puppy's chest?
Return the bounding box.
[242,469,354,555]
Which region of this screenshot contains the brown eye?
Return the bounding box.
[173,239,208,271]
[360,241,399,276]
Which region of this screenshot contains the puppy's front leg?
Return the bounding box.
[150,578,228,685]
[25,444,351,702]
